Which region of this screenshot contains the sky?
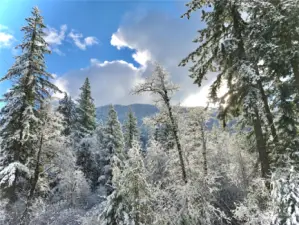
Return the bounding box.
[0,0,223,107]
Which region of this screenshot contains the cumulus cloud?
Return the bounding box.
[58,10,224,107]
[44,24,67,45]
[110,31,132,50]
[44,24,67,55]
[68,30,98,50]
[56,59,151,106]
[0,24,14,48]
[109,11,215,106]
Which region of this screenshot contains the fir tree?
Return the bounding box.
[104,105,125,159]
[100,141,153,225]
[0,6,60,202]
[179,0,272,179]
[123,108,140,150]
[75,77,96,139]
[99,105,125,196]
[57,92,77,137]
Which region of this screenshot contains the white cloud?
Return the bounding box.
[110,31,132,50]
[109,11,208,106]
[44,24,67,45]
[0,24,14,48]
[68,30,98,50]
[58,10,221,107]
[84,36,98,46]
[132,50,151,67]
[52,48,65,56]
[44,24,67,55]
[56,59,151,106]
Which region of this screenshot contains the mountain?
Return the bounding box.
[96,103,236,130]
[96,104,159,125]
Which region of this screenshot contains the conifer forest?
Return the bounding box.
[1,1,299,224]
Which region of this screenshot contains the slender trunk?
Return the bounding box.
[29,134,43,199]
[256,79,279,144]
[20,133,43,224]
[135,178,140,225]
[199,119,208,176]
[253,107,270,178]
[291,59,299,94]
[164,96,187,184]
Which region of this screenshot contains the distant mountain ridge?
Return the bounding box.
[96,104,236,131]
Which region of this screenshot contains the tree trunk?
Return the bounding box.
[256,79,279,144]
[29,134,43,199]
[291,59,299,94]
[253,107,270,178]
[199,119,208,176]
[164,96,188,184]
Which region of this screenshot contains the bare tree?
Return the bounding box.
[132,63,187,183]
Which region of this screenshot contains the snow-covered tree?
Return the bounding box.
[0,6,60,202]
[123,108,140,151]
[180,0,272,179]
[100,141,153,225]
[234,178,273,225]
[75,77,96,140]
[76,136,99,190]
[133,63,187,183]
[98,105,125,196]
[57,92,77,137]
[104,105,125,160]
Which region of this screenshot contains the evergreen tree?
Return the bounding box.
[0,6,60,202]
[57,92,77,137]
[75,77,96,139]
[76,136,98,189]
[99,105,125,196]
[123,108,140,150]
[155,123,175,151]
[104,105,125,159]
[180,0,272,179]
[100,141,153,225]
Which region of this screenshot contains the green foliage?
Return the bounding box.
[75,77,96,139]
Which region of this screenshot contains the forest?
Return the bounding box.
[1,0,299,224]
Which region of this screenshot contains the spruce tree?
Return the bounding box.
[105,105,125,158]
[75,77,96,139]
[100,105,125,196]
[0,6,60,202]
[57,92,77,137]
[100,141,153,225]
[123,108,140,150]
[180,0,272,179]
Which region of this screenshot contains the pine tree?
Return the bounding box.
[0,6,60,202]
[179,0,272,179]
[75,77,96,139]
[57,92,77,137]
[100,141,153,225]
[105,105,125,159]
[99,105,125,196]
[76,136,98,189]
[123,108,140,150]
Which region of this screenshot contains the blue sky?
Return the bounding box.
[0,0,220,107]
